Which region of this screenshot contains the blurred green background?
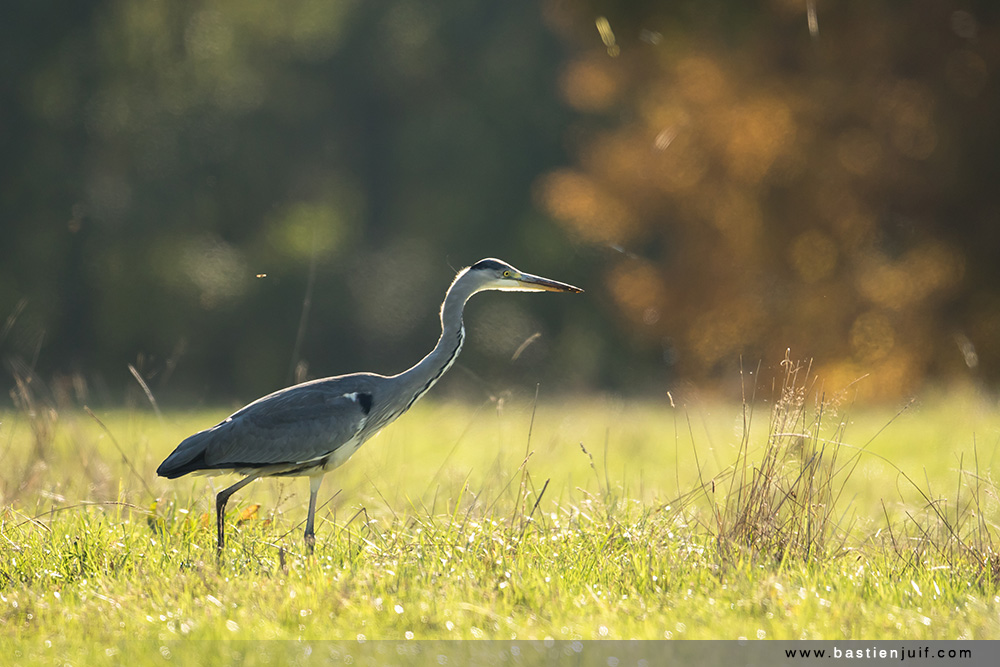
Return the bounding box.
[2,0,998,406]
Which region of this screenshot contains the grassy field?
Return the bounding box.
[1,364,999,662]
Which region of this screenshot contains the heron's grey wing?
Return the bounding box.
[202,384,373,468]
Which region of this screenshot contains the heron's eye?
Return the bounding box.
[502,270,511,278]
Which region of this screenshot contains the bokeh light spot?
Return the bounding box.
[675,56,726,105]
[723,98,795,183]
[608,262,668,330]
[946,50,988,98]
[560,58,621,111]
[850,311,895,363]
[180,237,249,309]
[790,230,837,283]
[837,128,882,176]
[539,170,636,244]
[267,201,346,261]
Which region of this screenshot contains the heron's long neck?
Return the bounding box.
[391,274,477,412]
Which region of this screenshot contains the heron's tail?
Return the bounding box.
[156,430,214,478]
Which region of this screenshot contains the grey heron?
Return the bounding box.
[156,258,582,555]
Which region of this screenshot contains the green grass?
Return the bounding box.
[2,365,1000,662]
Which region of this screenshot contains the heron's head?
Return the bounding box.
[463,258,583,294]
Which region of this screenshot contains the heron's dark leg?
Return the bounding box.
[304,475,323,553]
[216,473,261,557]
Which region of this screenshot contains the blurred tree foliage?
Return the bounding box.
[1,0,584,405]
[539,0,1000,398]
[2,1,999,406]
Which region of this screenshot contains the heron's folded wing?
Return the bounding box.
[203,385,372,467]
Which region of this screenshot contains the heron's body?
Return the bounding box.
[156,258,581,554]
[158,375,384,479]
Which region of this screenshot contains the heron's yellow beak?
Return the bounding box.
[510,271,583,293]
